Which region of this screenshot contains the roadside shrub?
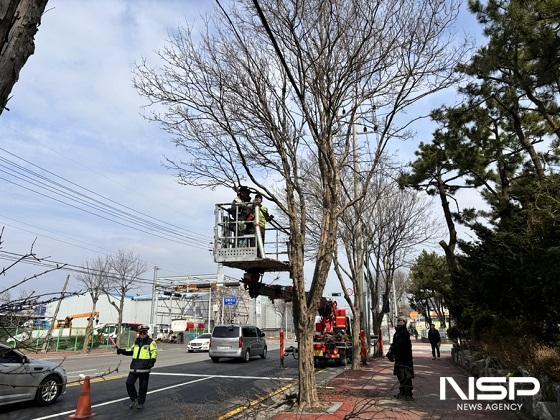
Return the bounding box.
[528,343,560,382]
[478,333,560,382]
[470,311,495,340]
[447,326,460,341]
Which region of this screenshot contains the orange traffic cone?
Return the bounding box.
[69,376,95,419]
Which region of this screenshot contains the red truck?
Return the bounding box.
[313,299,352,366]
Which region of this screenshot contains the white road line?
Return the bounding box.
[66,369,97,374]
[151,372,295,381]
[32,376,213,420]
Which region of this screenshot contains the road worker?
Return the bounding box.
[253,193,273,244]
[114,325,158,409]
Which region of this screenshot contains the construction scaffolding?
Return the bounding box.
[149,271,249,334]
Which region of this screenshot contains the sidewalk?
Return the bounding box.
[273,342,526,419]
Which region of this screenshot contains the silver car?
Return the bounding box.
[209,325,267,363]
[0,344,67,406]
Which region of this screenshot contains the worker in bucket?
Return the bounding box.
[113,325,158,409]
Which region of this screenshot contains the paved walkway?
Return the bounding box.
[273,342,527,419]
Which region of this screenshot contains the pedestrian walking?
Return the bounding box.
[386,315,414,400]
[428,323,441,360]
[114,325,158,409]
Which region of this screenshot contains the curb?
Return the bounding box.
[219,382,296,419]
[218,366,341,419]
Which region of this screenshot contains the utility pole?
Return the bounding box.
[284,302,288,338]
[42,274,69,352]
[207,285,212,333]
[217,263,224,324]
[254,296,259,328]
[352,104,368,338]
[150,266,159,337]
[392,277,398,318]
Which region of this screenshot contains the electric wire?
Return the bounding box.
[0,146,211,241]
[0,148,212,248]
[0,252,156,288]
[0,174,209,250]
[0,157,210,247]
[0,213,110,254]
[0,251,217,289]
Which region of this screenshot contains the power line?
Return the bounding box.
[0,172,209,250]
[0,147,213,247]
[0,218,110,255]
[0,155,211,245]
[0,251,220,290]
[0,251,156,288]
[0,146,211,241]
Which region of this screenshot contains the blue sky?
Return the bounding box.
[1,1,485,301]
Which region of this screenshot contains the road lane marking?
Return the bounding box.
[66,373,127,387]
[65,369,97,374]
[32,376,214,420]
[150,372,295,381]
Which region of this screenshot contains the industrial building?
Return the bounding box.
[45,280,294,336]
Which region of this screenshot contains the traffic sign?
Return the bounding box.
[224,296,237,305]
[331,292,341,297]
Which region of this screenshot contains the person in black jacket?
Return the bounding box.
[387,316,414,400]
[428,323,441,360]
[114,325,158,409]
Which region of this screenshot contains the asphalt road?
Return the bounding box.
[0,344,317,420]
[38,343,261,382]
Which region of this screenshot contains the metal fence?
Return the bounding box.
[1,326,140,352]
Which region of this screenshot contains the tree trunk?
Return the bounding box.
[297,314,318,407]
[510,102,546,179]
[436,173,458,273]
[0,0,48,114]
[41,274,69,352]
[288,211,319,407]
[83,299,97,352]
[117,297,124,347]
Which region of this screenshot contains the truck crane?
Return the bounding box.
[213,198,353,365]
[55,312,99,333]
[313,298,352,366]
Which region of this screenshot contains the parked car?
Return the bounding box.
[95,322,143,340]
[186,333,211,352]
[209,325,267,363]
[0,344,67,406]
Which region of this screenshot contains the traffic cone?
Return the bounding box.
[69,376,95,419]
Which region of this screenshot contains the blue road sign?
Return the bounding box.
[224,296,237,306]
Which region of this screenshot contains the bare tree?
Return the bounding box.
[134,0,463,407]
[363,182,439,342]
[0,0,49,115]
[0,227,67,350]
[77,256,108,352]
[332,163,436,360]
[104,250,146,347]
[393,270,410,312]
